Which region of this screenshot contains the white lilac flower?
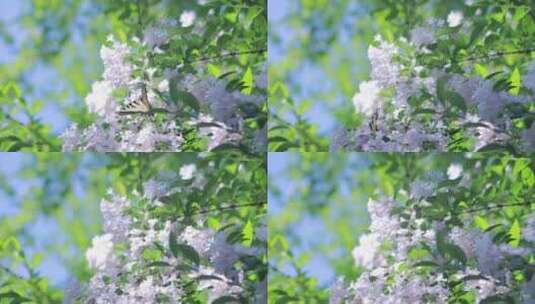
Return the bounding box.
[179,226,214,257]
[143,179,169,200]
[524,213,535,242]
[85,81,115,117]
[522,61,535,92]
[144,26,169,48]
[352,233,384,270]
[521,276,535,302]
[448,75,481,106]
[60,124,80,151]
[329,279,348,304]
[410,27,435,47]
[368,36,400,88]
[473,80,506,122]
[447,11,463,27]
[352,80,382,116]
[256,63,268,90]
[100,196,132,241]
[475,233,503,275]
[464,270,509,302]
[410,179,435,199]
[450,227,479,258]
[100,36,133,88]
[180,11,196,27]
[179,164,196,180]
[86,233,115,270]
[521,124,535,152]
[87,187,264,303]
[447,163,463,180]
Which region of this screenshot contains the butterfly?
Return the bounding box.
[117,85,151,115]
[369,112,379,132]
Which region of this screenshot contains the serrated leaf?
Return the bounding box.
[241,67,254,95]
[509,219,521,247]
[509,67,521,95]
[242,220,254,247]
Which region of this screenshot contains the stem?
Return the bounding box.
[178,202,266,220]
[458,48,535,63]
[136,0,144,36]
[137,154,145,194]
[457,202,533,215]
[182,48,267,65]
[0,264,25,280]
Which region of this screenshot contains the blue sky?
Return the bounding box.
[269,153,371,287]
[269,0,371,137]
[0,153,102,289]
[269,0,338,135]
[268,153,336,283]
[0,154,68,286]
[0,1,71,284]
[0,0,93,135]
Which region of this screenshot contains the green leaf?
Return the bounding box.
[473,216,489,230]
[0,291,32,303]
[446,91,466,112]
[413,261,439,268]
[437,231,466,266]
[207,64,221,77]
[169,80,200,112]
[436,77,448,104]
[169,232,200,266]
[242,220,254,247]
[146,261,171,268]
[241,67,254,95]
[509,67,521,95]
[509,219,521,247]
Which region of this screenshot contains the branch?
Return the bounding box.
[177,202,266,220]
[136,0,144,36]
[0,264,25,280]
[458,48,535,63]
[456,202,533,215]
[182,48,267,65]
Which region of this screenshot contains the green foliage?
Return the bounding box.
[269,0,535,151]
[268,152,535,302]
[0,152,267,302]
[0,0,267,151]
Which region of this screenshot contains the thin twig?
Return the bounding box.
[177,202,266,220]
[457,202,533,215]
[458,48,535,63]
[182,49,267,65]
[0,264,25,280]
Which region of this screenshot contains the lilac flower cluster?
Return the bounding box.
[334,12,534,152]
[330,166,535,303]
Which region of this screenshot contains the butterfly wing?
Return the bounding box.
[117,86,151,115]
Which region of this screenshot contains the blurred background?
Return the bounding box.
[0,154,109,301]
[0,0,111,141]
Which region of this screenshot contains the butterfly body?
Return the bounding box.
[117,85,151,115]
